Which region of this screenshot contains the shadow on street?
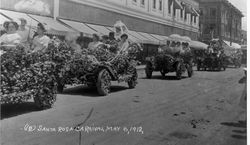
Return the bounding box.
[60,85,129,96]
[221,120,247,140]
[1,102,41,120]
[140,75,188,81]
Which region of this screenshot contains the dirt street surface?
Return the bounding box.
[1,68,246,145]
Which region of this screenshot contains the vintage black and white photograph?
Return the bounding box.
[0,0,248,145]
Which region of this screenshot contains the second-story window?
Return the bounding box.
[168,0,173,14]
[141,0,145,5]
[180,9,183,18]
[159,0,163,11]
[210,8,216,17]
[153,0,156,9]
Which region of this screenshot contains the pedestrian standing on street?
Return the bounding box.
[31,23,50,52]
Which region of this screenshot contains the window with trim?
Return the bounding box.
[153,0,156,9]
[141,0,145,5]
[168,0,173,14]
[199,8,203,16]
[180,9,183,18]
[194,16,196,23]
[210,8,216,17]
[159,0,163,11]
[132,0,137,5]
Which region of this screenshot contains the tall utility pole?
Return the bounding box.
[229,6,233,46]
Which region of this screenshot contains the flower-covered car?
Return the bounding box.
[0,45,57,109]
[56,42,142,96]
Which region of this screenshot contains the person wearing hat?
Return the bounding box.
[118,33,129,54]
[17,18,32,51]
[88,33,103,51]
[17,18,30,43]
[102,34,118,54]
[31,23,50,52]
[0,21,21,45]
[65,33,82,54]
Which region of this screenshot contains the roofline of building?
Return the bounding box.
[222,0,244,17]
[198,0,244,17]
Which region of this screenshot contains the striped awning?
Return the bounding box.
[59,19,96,37]
[28,14,75,36]
[105,26,142,43]
[0,13,11,25]
[173,0,183,9]
[85,23,111,36]
[190,41,208,50]
[0,9,38,29]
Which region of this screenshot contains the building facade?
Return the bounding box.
[58,0,199,40]
[241,30,247,45]
[0,0,200,40]
[197,0,243,44]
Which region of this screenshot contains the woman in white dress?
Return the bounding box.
[117,33,129,54]
[0,21,21,45]
[31,23,50,52]
[88,34,103,51]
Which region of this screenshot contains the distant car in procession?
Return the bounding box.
[145,40,194,80]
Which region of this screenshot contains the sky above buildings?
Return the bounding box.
[228,0,247,30]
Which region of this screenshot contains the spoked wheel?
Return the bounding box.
[128,68,138,89]
[96,69,111,96]
[145,63,153,79]
[176,62,182,80]
[34,87,57,109]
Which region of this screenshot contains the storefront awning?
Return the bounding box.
[192,8,199,16]
[173,0,183,9]
[28,14,75,36]
[223,40,241,49]
[150,34,166,41]
[129,31,159,45]
[150,34,170,45]
[0,13,11,25]
[85,23,111,36]
[241,45,247,50]
[129,30,149,43]
[190,41,208,50]
[184,4,192,14]
[59,19,96,37]
[105,26,142,43]
[0,9,38,29]
[212,38,241,49]
[138,32,160,43]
